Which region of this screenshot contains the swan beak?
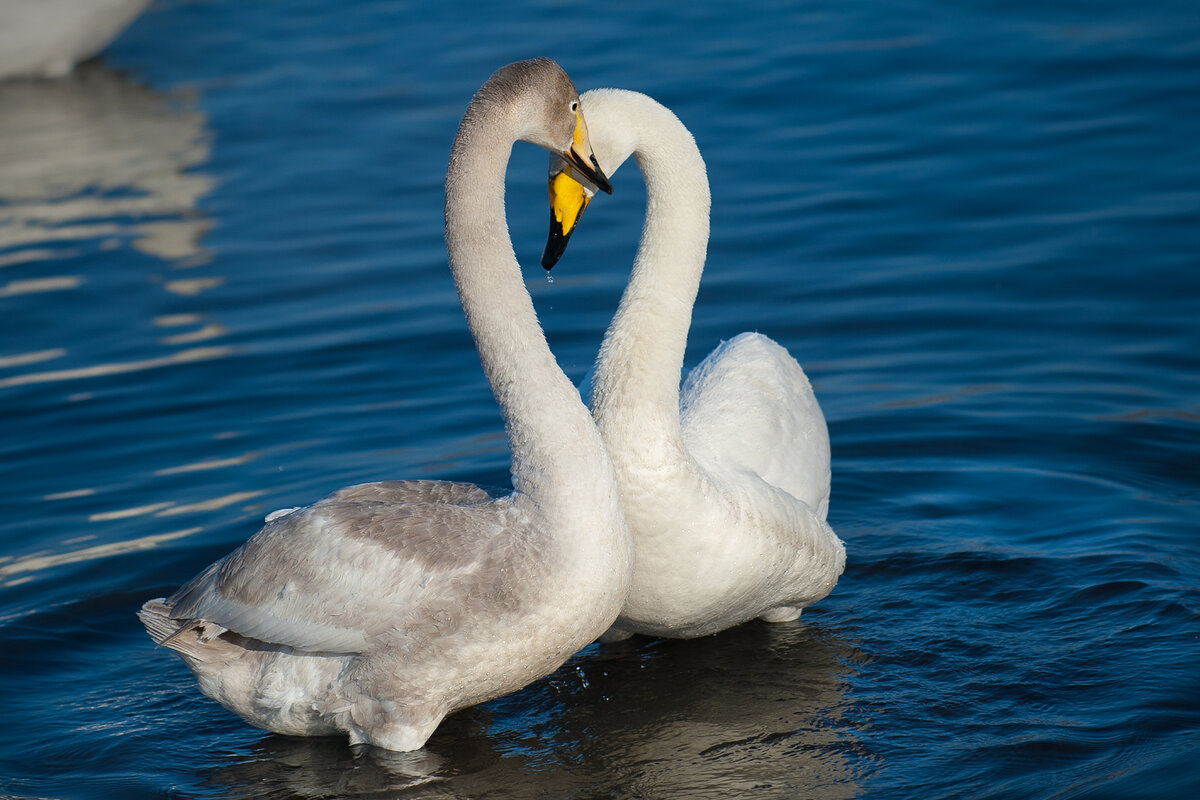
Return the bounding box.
[543,110,611,270]
[542,167,594,269]
[564,109,614,196]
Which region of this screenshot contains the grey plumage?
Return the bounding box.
[138,59,630,752]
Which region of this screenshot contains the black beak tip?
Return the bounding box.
[592,157,614,195]
[566,150,614,196]
[542,213,570,270]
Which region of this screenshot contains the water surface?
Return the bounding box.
[1,1,1197,798]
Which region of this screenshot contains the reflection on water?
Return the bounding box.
[154,452,262,476]
[0,63,233,391]
[0,527,200,588]
[0,274,85,297]
[206,623,864,799]
[0,345,234,389]
[0,62,238,588]
[0,62,214,262]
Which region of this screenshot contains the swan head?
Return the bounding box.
[474,59,614,199]
[541,88,644,269]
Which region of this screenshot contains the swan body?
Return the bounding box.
[0,0,152,80]
[544,89,845,639]
[139,59,631,752]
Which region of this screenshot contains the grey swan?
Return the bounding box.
[139,60,634,751]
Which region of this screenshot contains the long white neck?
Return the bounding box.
[445,96,612,507]
[589,93,712,453]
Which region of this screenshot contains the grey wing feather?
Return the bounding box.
[323,480,497,506]
[167,493,515,654]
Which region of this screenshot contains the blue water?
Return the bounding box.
[1,1,1198,797]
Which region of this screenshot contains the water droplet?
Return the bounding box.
[546,272,555,285]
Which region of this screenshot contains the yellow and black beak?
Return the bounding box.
[564,108,613,196]
[542,166,594,270]
[542,109,612,270]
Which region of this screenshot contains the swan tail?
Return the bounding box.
[138,598,234,665]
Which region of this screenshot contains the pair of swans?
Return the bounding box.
[140,59,843,752]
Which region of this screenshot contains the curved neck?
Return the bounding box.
[445,102,609,504]
[590,101,712,449]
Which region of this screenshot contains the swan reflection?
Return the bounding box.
[0,62,214,263]
[0,63,233,580]
[206,622,865,799]
[0,63,227,391]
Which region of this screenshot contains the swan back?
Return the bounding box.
[680,332,831,519]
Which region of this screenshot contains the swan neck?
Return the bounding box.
[445,105,610,503]
[593,103,711,445]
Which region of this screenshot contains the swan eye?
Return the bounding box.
[570,101,579,112]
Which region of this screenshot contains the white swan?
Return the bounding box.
[542,89,845,639]
[0,0,152,80]
[139,59,632,752]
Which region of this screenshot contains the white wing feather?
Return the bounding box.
[680,332,830,519]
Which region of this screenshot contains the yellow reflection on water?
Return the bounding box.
[0,349,65,369]
[154,314,207,328]
[89,502,176,523]
[164,277,226,296]
[43,488,96,501]
[84,489,265,523]
[160,322,228,345]
[0,275,84,297]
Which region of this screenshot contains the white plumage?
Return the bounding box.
[0,0,152,79]
[544,89,845,639]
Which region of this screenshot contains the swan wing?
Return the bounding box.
[680,332,830,518]
[323,479,497,506]
[166,493,515,653]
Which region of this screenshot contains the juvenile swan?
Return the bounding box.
[139,60,631,752]
[542,89,845,639]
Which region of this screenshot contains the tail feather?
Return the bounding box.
[138,597,233,661]
[138,598,191,644]
[139,597,273,721]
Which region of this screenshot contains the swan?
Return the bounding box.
[541,89,845,639]
[138,59,632,752]
[0,0,153,80]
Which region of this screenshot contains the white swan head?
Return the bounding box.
[541,89,676,269]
